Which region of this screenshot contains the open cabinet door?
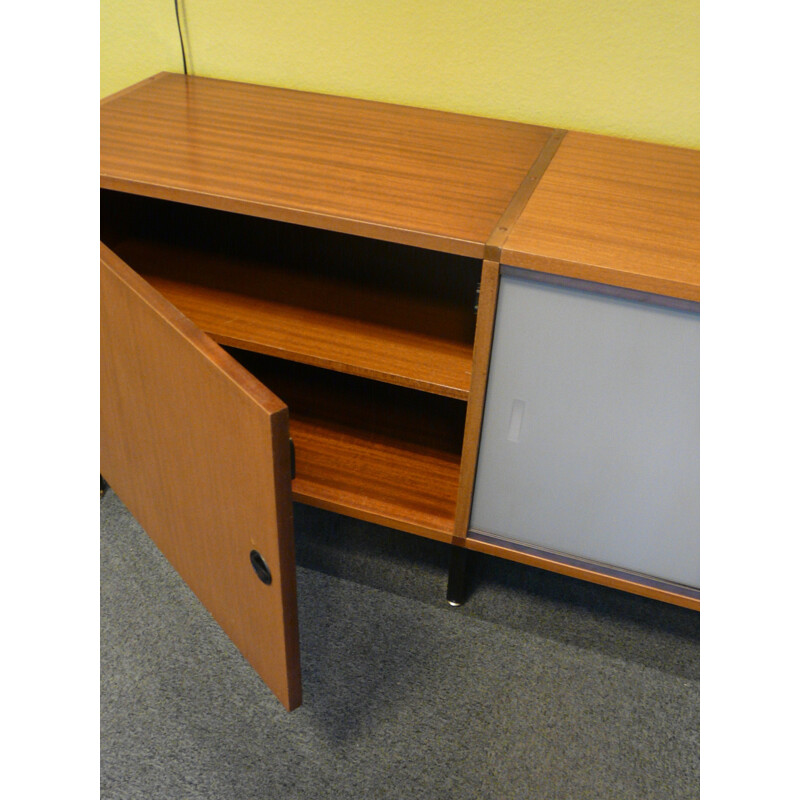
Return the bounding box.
[100,243,301,710]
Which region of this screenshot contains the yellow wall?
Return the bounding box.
[101,1,698,148]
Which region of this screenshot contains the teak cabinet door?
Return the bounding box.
[100,243,301,710]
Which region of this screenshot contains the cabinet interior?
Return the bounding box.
[101,189,476,539]
[101,190,481,399]
[229,350,465,538]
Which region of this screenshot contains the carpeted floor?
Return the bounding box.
[100,489,699,799]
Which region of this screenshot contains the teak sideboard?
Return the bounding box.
[100,73,700,710]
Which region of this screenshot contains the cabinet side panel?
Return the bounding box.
[100,244,301,710]
[471,273,699,589]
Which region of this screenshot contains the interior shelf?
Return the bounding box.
[230,350,466,540]
[101,190,480,399]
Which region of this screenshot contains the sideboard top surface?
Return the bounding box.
[100,73,553,258]
[502,131,700,301]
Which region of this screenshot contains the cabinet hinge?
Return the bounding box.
[474,283,481,315]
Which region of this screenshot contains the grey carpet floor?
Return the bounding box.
[101,490,699,799]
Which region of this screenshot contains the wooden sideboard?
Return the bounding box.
[100,73,699,710]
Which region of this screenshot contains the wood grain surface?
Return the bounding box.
[109,236,476,399]
[290,415,461,540]
[484,130,567,262]
[502,131,700,301]
[230,351,465,539]
[100,243,302,710]
[100,73,553,258]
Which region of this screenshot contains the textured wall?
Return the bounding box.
[100,1,698,148]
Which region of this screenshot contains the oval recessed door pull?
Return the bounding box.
[250,550,272,585]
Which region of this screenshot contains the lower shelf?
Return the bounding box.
[229,350,466,540]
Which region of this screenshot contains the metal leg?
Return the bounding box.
[447,545,469,607]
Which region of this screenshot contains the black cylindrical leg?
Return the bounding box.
[447,545,468,607]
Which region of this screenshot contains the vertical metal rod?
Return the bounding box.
[447,545,469,606]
